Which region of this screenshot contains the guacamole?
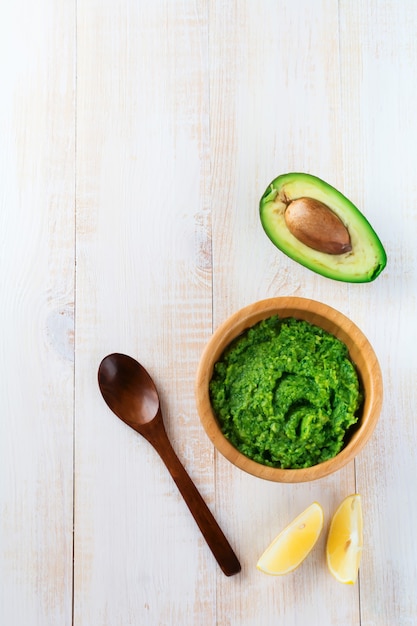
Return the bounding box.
[209,316,362,469]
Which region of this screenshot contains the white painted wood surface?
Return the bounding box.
[1,1,416,624]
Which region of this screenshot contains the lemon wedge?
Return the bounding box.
[256,502,324,575]
[326,494,363,584]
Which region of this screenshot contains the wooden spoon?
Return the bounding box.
[98,353,241,577]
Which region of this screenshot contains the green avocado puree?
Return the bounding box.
[209,316,362,469]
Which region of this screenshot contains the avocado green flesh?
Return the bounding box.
[259,173,387,283]
[209,316,362,469]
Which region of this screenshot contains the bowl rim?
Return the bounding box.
[195,296,383,483]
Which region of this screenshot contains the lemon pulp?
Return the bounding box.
[326,493,363,584]
[257,502,324,575]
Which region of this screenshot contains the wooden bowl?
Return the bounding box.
[195,297,383,483]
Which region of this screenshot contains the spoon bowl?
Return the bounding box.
[98,353,241,577]
[99,354,160,427]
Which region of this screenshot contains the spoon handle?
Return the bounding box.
[149,425,241,576]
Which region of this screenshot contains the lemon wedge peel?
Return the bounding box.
[256,502,324,576]
[326,494,363,585]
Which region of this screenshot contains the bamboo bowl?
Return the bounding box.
[195,297,383,483]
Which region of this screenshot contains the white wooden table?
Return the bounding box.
[2,2,416,624]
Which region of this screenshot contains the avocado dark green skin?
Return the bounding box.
[259,173,387,283]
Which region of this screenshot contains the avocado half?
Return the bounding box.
[259,172,387,283]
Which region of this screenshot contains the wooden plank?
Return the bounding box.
[0,2,75,625]
[74,1,216,624]
[209,1,359,624]
[339,2,417,624]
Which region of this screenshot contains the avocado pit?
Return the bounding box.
[284,197,352,255]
